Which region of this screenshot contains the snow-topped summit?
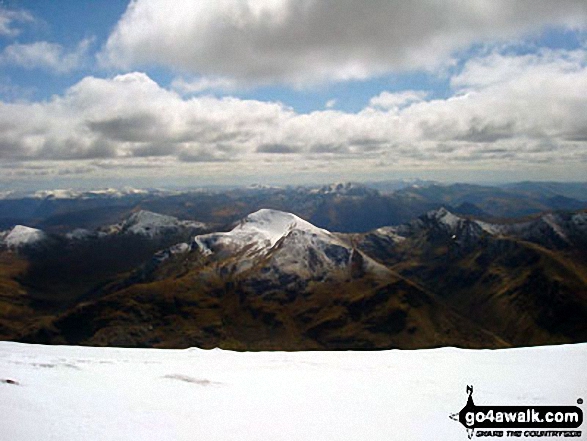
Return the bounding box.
[125,211,181,235]
[1,225,46,248]
[309,182,377,196]
[389,207,587,250]
[193,209,389,280]
[240,208,330,246]
[106,210,206,237]
[424,207,461,229]
[195,209,333,255]
[397,207,490,247]
[33,187,150,200]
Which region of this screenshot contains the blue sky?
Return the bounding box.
[0,1,586,189]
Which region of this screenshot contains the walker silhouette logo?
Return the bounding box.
[450,386,583,439]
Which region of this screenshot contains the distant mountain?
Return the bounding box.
[99,210,207,237]
[363,179,439,194]
[309,182,379,196]
[0,225,47,249]
[452,202,489,217]
[501,181,587,201]
[31,187,154,200]
[0,210,210,315]
[395,183,587,218]
[2,181,585,233]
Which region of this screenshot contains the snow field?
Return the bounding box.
[0,342,585,441]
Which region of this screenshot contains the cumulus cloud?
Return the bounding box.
[0,7,33,37]
[0,38,92,73]
[0,72,292,162]
[100,0,587,87]
[1,48,587,180]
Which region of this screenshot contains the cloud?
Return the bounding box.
[257,143,301,154]
[0,38,92,73]
[171,76,238,94]
[0,72,291,162]
[369,91,427,110]
[1,47,587,180]
[100,0,587,87]
[419,49,587,144]
[0,7,34,37]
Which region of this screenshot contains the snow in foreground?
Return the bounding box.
[0,342,585,441]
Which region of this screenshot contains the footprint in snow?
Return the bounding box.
[161,374,221,386]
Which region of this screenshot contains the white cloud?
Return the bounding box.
[0,72,292,162]
[325,99,336,109]
[100,0,587,87]
[0,38,92,73]
[0,7,33,37]
[426,49,587,143]
[1,48,587,181]
[451,49,587,90]
[369,91,427,111]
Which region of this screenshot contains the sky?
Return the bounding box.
[0,0,586,190]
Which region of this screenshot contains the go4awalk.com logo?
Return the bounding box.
[450,386,583,439]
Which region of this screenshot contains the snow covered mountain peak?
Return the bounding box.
[193,209,389,280]
[195,209,334,255]
[126,210,178,228]
[108,210,206,237]
[32,187,150,200]
[425,207,461,228]
[401,207,587,250]
[195,208,337,254]
[411,207,491,245]
[240,209,330,246]
[1,225,46,248]
[309,182,377,196]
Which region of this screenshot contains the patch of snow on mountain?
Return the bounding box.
[243,209,330,247]
[65,228,94,240]
[541,213,568,241]
[373,226,407,243]
[153,242,191,264]
[33,189,81,199]
[571,212,587,232]
[195,209,331,256]
[427,207,460,229]
[32,187,153,200]
[475,220,502,235]
[117,210,205,237]
[2,225,46,248]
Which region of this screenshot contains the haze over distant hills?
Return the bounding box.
[1,180,586,232]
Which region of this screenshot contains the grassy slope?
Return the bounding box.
[19,248,507,350]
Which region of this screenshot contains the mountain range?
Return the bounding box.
[0,181,586,350]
